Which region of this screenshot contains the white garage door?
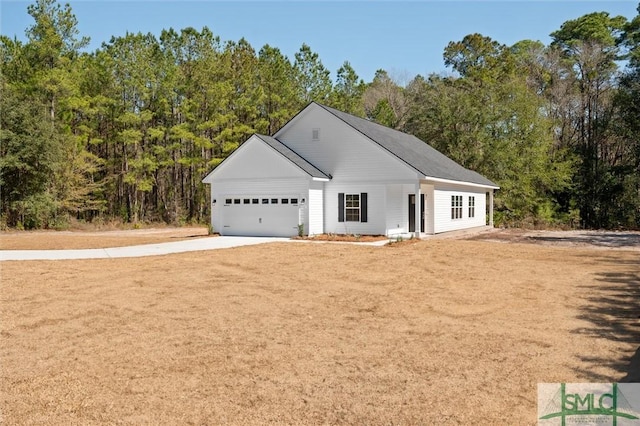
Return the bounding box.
[221,196,301,237]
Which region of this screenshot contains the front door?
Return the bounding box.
[408,194,425,233]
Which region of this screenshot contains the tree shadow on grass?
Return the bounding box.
[571,257,640,382]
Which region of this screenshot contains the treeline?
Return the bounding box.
[1,0,639,230]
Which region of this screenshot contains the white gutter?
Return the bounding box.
[423,176,500,190]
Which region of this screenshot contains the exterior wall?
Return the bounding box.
[210,177,490,236]
[432,183,488,234]
[276,104,418,182]
[210,178,310,235]
[206,135,316,236]
[385,184,406,236]
[207,136,306,181]
[276,104,422,236]
[307,181,324,236]
[324,182,387,235]
[323,182,439,237]
[424,185,435,234]
[394,183,434,235]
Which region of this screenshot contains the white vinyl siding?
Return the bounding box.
[207,135,320,236]
[206,135,308,181]
[451,195,463,219]
[308,183,324,236]
[276,105,422,236]
[433,183,487,233]
[424,184,435,234]
[385,184,406,236]
[325,183,385,235]
[396,184,434,235]
[276,104,417,182]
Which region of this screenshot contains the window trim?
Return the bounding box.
[345,193,360,222]
[451,195,463,220]
[468,196,475,218]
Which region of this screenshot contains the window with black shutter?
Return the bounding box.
[339,192,368,222]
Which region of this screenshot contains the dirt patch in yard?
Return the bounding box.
[1,235,639,424]
[467,228,640,250]
[0,226,210,250]
[296,234,388,243]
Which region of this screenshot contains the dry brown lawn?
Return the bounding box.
[1,232,639,424]
[0,227,210,250]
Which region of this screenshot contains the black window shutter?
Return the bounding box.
[338,193,345,222]
[360,192,368,222]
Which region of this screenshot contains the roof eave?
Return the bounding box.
[423,175,500,190]
[255,134,330,180]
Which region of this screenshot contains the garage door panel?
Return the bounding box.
[221,196,300,237]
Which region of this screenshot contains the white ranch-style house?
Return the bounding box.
[202,102,499,238]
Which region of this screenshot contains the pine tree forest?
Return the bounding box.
[1,0,639,230]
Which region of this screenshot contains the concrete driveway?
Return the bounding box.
[0,236,292,261]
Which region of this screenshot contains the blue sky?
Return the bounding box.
[1,1,638,82]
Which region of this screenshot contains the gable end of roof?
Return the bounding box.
[255,134,330,180]
[313,102,498,188]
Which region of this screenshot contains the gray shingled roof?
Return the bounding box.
[316,103,498,188]
[255,134,330,180]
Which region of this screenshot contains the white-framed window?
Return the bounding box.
[451,195,463,219]
[338,192,367,223]
[345,194,360,222]
[468,196,475,218]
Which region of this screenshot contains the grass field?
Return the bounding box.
[0,227,210,250]
[1,231,639,424]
